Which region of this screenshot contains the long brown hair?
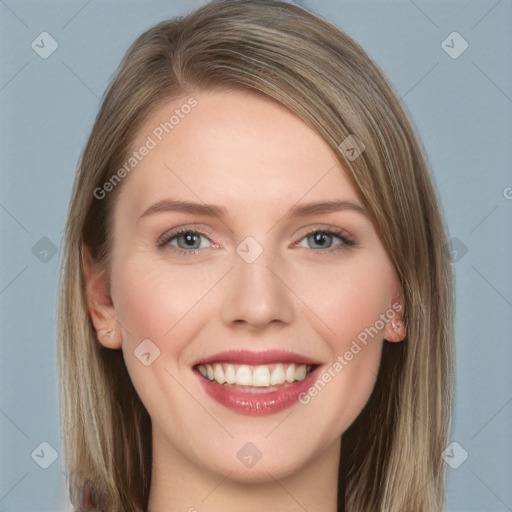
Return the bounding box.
[57,1,454,510]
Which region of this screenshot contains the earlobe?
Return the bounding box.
[384,314,406,342]
[81,245,122,349]
[384,285,407,343]
[96,327,123,348]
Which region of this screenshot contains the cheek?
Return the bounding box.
[291,253,394,349]
[111,243,395,433]
[109,256,221,419]
[110,255,227,356]
[291,255,394,429]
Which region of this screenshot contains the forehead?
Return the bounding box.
[119,89,359,218]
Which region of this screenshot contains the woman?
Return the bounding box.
[57,1,454,510]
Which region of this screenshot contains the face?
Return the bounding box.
[84,89,405,484]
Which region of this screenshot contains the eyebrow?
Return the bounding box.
[139,199,367,220]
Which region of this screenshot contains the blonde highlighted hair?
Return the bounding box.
[57,1,454,510]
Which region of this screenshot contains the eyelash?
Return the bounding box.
[156,226,356,256]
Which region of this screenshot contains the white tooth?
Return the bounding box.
[252,366,271,387]
[224,364,236,384]
[270,364,286,385]
[206,364,214,381]
[285,363,296,383]
[198,365,207,378]
[294,364,307,381]
[236,365,253,386]
[213,364,225,384]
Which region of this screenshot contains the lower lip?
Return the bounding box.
[196,367,320,416]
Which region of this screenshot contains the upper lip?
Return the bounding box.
[193,349,322,366]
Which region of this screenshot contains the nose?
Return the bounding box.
[219,244,295,330]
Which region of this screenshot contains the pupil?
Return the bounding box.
[312,232,330,248]
[184,233,198,247]
[316,233,325,245]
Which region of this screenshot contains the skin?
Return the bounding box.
[83,89,405,512]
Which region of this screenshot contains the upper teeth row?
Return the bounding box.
[198,363,311,387]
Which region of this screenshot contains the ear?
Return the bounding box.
[383,286,407,343]
[81,245,122,349]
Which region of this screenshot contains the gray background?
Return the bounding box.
[1,0,511,510]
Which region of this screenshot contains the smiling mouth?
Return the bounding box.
[194,362,317,393]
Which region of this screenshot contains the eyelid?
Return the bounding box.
[156,225,213,245]
[157,224,356,255]
[293,224,355,245]
[291,226,356,253]
[156,225,216,254]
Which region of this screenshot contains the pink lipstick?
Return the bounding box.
[193,350,322,415]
